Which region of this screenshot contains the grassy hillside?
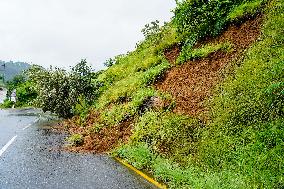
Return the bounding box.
[64,0,283,188]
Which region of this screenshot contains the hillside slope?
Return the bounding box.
[0,60,30,81]
[63,0,283,188]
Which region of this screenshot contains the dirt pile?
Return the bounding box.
[61,111,133,153]
[156,16,263,118]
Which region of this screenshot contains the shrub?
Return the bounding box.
[173,0,265,46]
[28,60,101,118]
[174,0,235,44]
[0,99,13,108]
[67,134,84,146]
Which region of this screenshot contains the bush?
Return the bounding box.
[15,81,37,107]
[28,60,101,118]
[4,74,37,108]
[67,134,84,146]
[173,0,265,46]
[174,0,234,44]
[0,99,13,108]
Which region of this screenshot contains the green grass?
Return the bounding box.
[100,88,174,126]
[96,61,170,109]
[115,143,248,189]
[228,0,267,21]
[131,111,201,165]
[177,42,233,64]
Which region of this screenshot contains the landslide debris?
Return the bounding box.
[156,16,263,118]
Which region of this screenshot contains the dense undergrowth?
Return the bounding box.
[0,74,37,108]
[65,0,283,188]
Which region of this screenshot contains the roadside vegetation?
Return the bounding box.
[15,0,283,188]
[0,73,37,108]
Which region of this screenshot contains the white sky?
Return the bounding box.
[0,0,176,70]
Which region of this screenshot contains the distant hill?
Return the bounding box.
[0,60,31,81]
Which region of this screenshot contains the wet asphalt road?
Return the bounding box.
[0,109,156,189]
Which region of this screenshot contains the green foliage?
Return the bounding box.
[131,111,200,164]
[115,143,248,189]
[15,81,37,107]
[6,74,25,96]
[103,58,115,68]
[100,88,174,126]
[96,61,170,109]
[28,60,101,118]
[141,20,161,40]
[67,134,84,146]
[3,74,37,108]
[177,42,233,64]
[174,0,233,44]
[0,99,13,108]
[88,123,105,134]
[173,0,265,47]
[101,103,133,126]
[228,0,266,21]
[115,143,155,170]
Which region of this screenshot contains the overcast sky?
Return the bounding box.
[0,0,176,70]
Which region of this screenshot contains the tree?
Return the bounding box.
[103,58,115,68]
[27,60,102,118]
[141,20,160,39]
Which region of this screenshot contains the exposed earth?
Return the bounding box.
[156,16,263,119]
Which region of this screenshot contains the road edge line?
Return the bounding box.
[23,118,40,130]
[115,157,167,189]
[0,135,17,157]
[23,124,32,130]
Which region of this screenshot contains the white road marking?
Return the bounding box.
[0,135,17,157]
[22,118,40,130]
[22,124,31,130]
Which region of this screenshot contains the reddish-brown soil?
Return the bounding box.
[59,111,133,153]
[157,16,263,118]
[164,44,181,64]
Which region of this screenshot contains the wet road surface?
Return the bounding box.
[0,109,156,189]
